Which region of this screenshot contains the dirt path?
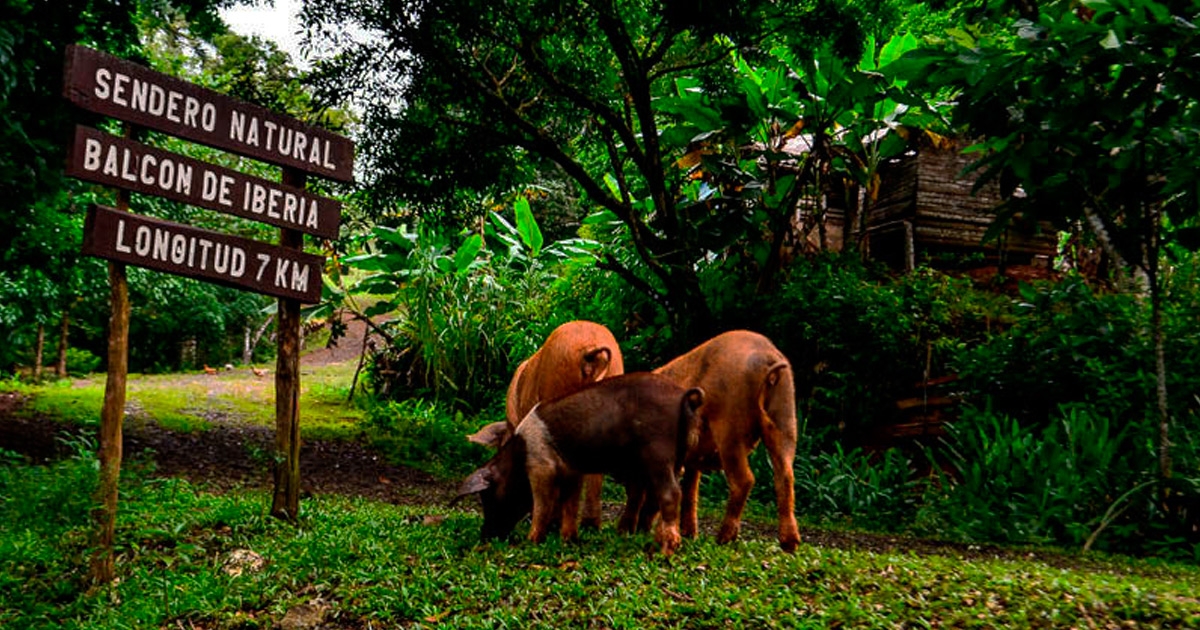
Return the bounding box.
[0,314,453,506]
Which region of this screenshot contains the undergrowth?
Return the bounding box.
[2,451,1198,629]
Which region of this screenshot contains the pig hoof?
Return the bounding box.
[716,524,740,545]
[657,535,681,556]
[780,531,800,553]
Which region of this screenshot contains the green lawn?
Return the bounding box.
[1,463,1197,629]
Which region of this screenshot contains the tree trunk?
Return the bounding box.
[55,306,71,378]
[32,323,45,381]
[1148,225,1172,485]
[244,314,275,365]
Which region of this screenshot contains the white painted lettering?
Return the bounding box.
[111,72,130,106]
[229,110,246,143]
[216,174,234,206]
[140,154,157,186]
[291,262,310,292]
[305,201,319,230]
[230,248,246,277]
[275,259,289,287]
[322,140,336,170]
[165,90,182,123]
[147,84,165,116]
[94,68,112,99]
[214,243,231,274]
[183,97,200,127]
[152,228,170,261]
[264,121,279,151]
[276,125,290,155]
[198,239,214,270]
[103,146,120,178]
[200,103,216,132]
[134,225,152,256]
[171,234,187,264]
[201,170,219,201]
[83,138,102,171]
[120,148,137,182]
[130,79,149,112]
[293,131,308,162]
[255,253,271,281]
[281,190,296,223]
[115,218,132,253]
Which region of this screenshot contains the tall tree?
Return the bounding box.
[301,0,885,346]
[903,0,1200,485]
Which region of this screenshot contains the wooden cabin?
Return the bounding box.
[860,142,1058,270]
[793,139,1058,270]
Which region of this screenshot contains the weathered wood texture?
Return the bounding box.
[89,177,131,587]
[865,145,1057,267]
[271,169,306,522]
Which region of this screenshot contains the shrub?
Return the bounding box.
[63,347,100,376]
[926,403,1186,554]
[362,397,495,478]
[757,255,1005,435]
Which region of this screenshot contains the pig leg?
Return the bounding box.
[527,470,560,544]
[558,473,584,542]
[762,420,800,552]
[635,491,658,533]
[580,473,603,530]
[651,472,683,556]
[679,467,702,538]
[617,482,645,534]
[715,441,755,545]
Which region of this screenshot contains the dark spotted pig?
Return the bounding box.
[455,373,704,556]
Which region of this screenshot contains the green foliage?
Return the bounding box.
[791,438,922,531]
[2,469,1199,628]
[341,200,600,408]
[758,255,1005,432]
[62,347,100,377]
[954,277,1156,425]
[928,404,1175,553]
[362,398,492,478]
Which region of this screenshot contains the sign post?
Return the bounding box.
[90,128,132,585]
[63,44,353,583]
[272,168,306,520]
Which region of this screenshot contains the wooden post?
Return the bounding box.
[903,220,916,272]
[271,168,306,521]
[89,149,132,587]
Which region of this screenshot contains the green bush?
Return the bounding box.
[63,347,100,376]
[757,255,1005,435]
[925,403,1200,559]
[791,434,921,531]
[362,397,495,478]
[953,277,1154,428]
[349,203,607,410]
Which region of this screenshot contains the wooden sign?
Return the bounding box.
[63,44,354,182]
[83,204,325,303]
[68,126,342,239]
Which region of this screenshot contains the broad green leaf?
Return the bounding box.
[514,196,543,258]
[454,234,483,275]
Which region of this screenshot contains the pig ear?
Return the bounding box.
[467,421,511,449]
[685,387,705,412]
[451,466,494,505]
[581,347,611,381]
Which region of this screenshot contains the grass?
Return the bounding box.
[1,454,1198,629]
[2,359,367,441]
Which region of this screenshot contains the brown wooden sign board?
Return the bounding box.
[83,204,325,303]
[63,44,354,182]
[68,126,342,240]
